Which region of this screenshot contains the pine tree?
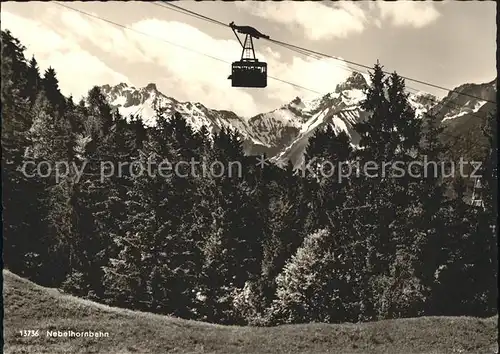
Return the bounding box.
[451,110,497,315]
[26,56,41,104]
[1,30,29,96]
[103,231,150,309]
[27,91,81,285]
[42,67,65,114]
[1,30,48,281]
[65,88,142,298]
[261,161,303,283]
[271,228,358,324]
[412,112,449,312]
[470,110,497,315]
[311,126,353,228]
[351,64,426,319]
[104,112,200,317]
[352,64,393,287]
[429,177,475,315]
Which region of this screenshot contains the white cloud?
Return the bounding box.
[127,19,262,116]
[57,9,152,64]
[0,11,130,101]
[376,1,441,28]
[1,6,354,117]
[125,19,352,115]
[44,8,352,116]
[266,55,352,102]
[236,2,368,41]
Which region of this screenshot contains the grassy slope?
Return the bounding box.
[2,270,498,354]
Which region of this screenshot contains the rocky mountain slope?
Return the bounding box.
[99,73,496,167]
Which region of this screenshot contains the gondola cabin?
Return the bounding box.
[230,61,267,88]
[228,22,269,89]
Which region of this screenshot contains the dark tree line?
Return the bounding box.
[2,30,497,325]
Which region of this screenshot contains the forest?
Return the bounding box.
[2,29,497,326]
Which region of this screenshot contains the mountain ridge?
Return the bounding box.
[98,73,496,167]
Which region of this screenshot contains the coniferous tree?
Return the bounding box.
[104,112,200,317]
[28,90,80,285]
[429,177,475,315]
[261,161,304,285]
[272,227,362,324]
[25,56,41,104]
[197,127,250,322]
[470,110,497,315]
[42,67,65,115]
[351,64,426,319]
[1,30,50,281]
[412,112,450,312]
[443,111,497,315]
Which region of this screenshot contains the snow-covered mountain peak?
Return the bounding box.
[99,76,496,168]
[434,79,496,122]
[410,91,438,108]
[144,83,157,92]
[99,82,268,149]
[335,71,368,93]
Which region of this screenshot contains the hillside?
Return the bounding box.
[3,270,498,354]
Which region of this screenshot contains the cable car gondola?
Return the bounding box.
[228,22,270,88]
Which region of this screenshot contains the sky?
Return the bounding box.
[1,1,496,118]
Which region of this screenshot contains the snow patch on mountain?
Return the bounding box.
[442,100,487,122]
[409,92,438,118]
[99,82,268,148]
[340,89,364,106]
[271,73,441,168]
[433,79,496,123]
[98,74,495,168]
